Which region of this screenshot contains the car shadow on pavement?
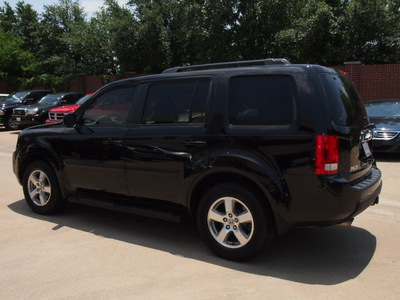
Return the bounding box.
[8,199,376,285]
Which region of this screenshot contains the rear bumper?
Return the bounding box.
[347,166,382,216]
[282,166,382,227]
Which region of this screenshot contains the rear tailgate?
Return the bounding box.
[320,72,374,177]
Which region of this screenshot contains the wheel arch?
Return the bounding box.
[188,169,283,234]
[17,146,66,197]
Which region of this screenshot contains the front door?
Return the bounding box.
[61,85,138,196]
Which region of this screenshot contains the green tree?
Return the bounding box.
[14,2,40,54]
[66,13,116,75]
[1,0,400,87]
[339,0,400,63]
[128,0,173,72]
[98,0,138,74]
[234,0,296,60]
[0,2,17,32]
[34,0,87,86]
[275,1,336,64]
[0,29,39,88]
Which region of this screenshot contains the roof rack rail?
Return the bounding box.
[162,58,290,73]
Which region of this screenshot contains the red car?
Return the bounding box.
[46,94,93,124]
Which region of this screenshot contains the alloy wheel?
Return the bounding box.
[27,170,52,206]
[207,197,255,249]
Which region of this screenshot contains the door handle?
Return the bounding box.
[103,139,123,147]
[181,140,207,146]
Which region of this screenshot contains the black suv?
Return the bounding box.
[13,59,382,260]
[0,90,53,130]
[12,92,85,128]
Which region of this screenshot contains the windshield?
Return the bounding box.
[5,91,29,104]
[365,101,400,117]
[39,94,61,105]
[76,94,92,105]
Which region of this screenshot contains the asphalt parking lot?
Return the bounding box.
[0,128,399,299]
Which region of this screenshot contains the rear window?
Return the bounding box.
[229,76,295,125]
[321,74,368,126]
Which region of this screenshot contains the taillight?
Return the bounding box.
[315,135,339,175]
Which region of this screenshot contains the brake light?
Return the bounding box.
[315,135,339,175]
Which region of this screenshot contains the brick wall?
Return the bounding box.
[0,79,13,94]
[338,62,400,102]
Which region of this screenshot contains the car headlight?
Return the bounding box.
[26,108,39,115]
[0,109,4,115]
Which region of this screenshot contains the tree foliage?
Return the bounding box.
[0,0,399,89]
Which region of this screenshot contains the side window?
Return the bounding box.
[69,94,80,103]
[83,86,137,126]
[229,76,294,125]
[63,95,74,104]
[32,93,42,101]
[142,80,209,124]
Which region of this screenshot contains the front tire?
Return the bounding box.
[196,183,273,260]
[4,115,19,131]
[22,161,65,214]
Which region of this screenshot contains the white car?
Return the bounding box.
[0,94,9,101]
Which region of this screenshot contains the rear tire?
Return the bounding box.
[22,161,65,214]
[196,183,273,260]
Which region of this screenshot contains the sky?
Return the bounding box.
[1,0,128,16]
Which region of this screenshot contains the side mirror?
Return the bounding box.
[63,113,76,127]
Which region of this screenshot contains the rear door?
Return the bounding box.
[321,73,373,176]
[124,78,211,205]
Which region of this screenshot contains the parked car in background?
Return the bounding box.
[46,93,93,124]
[365,99,400,153]
[0,93,9,101]
[0,90,53,130]
[12,92,85,128]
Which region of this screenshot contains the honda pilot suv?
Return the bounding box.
[13,59,382,260]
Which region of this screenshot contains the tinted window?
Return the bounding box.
[142,80,209,124]
[64,94,81,104]
[39,94,61,105]
[321,74,368,126]
[229,76,294,125]
[31,93,47,101]
[83,86,137,126]
[76,94,92,105]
